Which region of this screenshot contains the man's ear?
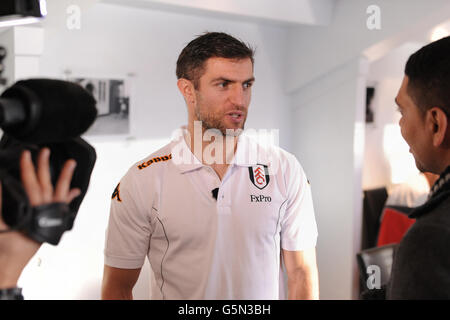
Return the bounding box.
[428,107,448,147]
[177,78,196,105]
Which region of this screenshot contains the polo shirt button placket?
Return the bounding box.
[217,174,231,216]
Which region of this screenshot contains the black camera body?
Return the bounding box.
[0,0,46,19]
[0,78,97,245]
[0,136,96,245]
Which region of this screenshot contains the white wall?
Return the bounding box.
[285,0,450,93]
[38,0,291,148]
[290,57,367,299]
[7,0,450,301]
[284,0,450,300]
[19,137,169,299]
[17,0,292,299]
[102,0,335,27]
[0,29,15,90]
[0,26,44,87]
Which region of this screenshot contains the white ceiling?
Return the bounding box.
[100,0,336,27]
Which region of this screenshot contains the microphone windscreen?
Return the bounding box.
[1,79,98,144]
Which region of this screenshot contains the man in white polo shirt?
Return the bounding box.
[101,32,319,300]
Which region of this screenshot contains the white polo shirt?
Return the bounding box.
[104,130,318,300]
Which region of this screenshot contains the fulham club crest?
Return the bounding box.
[249,164,270,190]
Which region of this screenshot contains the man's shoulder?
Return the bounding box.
[408,193,450,227]
[389,199,450,299]
[125,141,174,178]
[400,203,450,248]
[413,196,450,229]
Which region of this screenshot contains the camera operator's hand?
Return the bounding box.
[0,148,80,289]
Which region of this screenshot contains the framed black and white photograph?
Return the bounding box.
[69,77,130,136]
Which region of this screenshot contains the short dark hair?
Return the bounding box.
[176,32,255,88]
[405,36,450,116]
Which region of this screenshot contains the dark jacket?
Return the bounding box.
[387,166,450,299]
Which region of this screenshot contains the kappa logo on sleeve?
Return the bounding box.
[137,154,172,170]
[112,183,122,202]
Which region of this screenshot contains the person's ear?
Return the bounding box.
[428,107,448,147]
[177,78,196,106]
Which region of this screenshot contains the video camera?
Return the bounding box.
[0,0,96,246]
[0,78,98,245]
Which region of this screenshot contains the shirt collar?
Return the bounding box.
[428,166,450,200]
[230,133,259,167]
[170,129,204,174]
[170,128,270,173]
[409,166,450,219]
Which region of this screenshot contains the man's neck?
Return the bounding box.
[185,123,238,167]
[434,152,450,176]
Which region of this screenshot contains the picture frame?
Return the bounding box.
[67,75,131,136]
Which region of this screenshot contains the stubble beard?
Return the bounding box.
[194,104,246,137]
[414,157,432,175]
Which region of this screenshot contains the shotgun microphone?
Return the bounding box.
[0,78,97,144]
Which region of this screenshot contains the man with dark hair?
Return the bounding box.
[102,32,319,300]
[176,32,255,89]
[387,35,450,299]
